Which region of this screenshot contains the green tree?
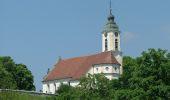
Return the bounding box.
[0,56,35,91]
[126,48,170,99]
[56,84,79,100]
[120,56,137,88]
[79,74,110,100]
[0,57,17,89]
[15,64,35,90]
[0,56,16,74]
[0,66,17,89]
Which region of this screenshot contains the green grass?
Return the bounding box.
[0,91,57,100]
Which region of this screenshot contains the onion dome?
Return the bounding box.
[102,5,120,33]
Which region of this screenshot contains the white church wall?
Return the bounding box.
[49,83,54,94]
[87,64,120,79]
[42,82,54,94]
[104,73,120,80]
[93,64,103,73]
[43,79,68,94]
[42,84,48,93]
[43,79,79,94]
[112,74,120,79]
[70,80,79,87]
[55,82,60,89]
[104,74,113,80]
[102,64,113,73]
[42,83,49,93]
[112,64,120,74]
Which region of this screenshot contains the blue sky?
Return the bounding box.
[0,0,170,91]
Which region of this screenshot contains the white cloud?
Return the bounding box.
[121,32,136,43]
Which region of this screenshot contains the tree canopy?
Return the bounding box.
[56,48,170,100]
[0,56,35,91]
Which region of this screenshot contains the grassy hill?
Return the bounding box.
[0,91,56,100]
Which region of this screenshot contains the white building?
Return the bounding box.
[42,5,123,94]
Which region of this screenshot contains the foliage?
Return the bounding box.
[56,48,170,99]
[0,91,56,100]
[0,67,17,89]
[0,56,35,91]
[56,84,79,100]
[15,64,35,90]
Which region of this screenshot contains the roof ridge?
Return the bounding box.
[60,51,112,61]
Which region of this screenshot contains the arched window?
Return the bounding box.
[105,67,109,71]
[115,39,118,50]
[96,68,98,71]
[104,33,107,37]
[115,32,118,37]
[54,83,56,93]
[105,39,108,51]
[47,84,50,93]
[68,81,70,86]
[115,67,117,71]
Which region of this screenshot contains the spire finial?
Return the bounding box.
[109,0,112,15]
[108,0,114,20]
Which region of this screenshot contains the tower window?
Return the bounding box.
[104,33,107,37]
[115,32,118,37]
[105,39,108,51]
[115,39,118,50]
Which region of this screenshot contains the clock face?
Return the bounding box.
[104,33,107,37]
[115,32,118,37]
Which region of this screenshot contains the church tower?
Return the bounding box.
[102,0,123,74]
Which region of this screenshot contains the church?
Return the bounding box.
[42,3,123,94]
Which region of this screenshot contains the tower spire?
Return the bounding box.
[108,0,114,20]
[110,0,112,15]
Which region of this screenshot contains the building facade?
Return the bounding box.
[42,6,122,94]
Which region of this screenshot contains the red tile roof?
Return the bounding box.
[43,51,120,82]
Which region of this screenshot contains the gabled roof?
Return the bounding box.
[43,51,120,82]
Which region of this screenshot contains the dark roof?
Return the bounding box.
[43,51,120,82]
